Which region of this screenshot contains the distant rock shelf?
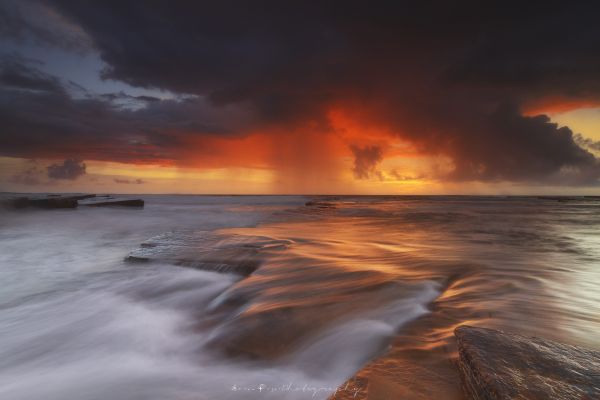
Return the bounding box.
[537,195,600,202]
[455,326,600,400]
[82,199,144,208]
[305,200,337,209]
[2,194,144,209]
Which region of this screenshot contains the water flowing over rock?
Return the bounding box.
[455,325,600,400]
[125,230,292,275]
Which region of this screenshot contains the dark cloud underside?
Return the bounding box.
[351,145,383,180]
[47,158,86,180]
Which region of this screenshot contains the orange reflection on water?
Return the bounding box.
[208,197,600,399]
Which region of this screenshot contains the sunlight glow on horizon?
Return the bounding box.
[2,105,600,195]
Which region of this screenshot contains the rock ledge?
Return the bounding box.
[455,325,600,400]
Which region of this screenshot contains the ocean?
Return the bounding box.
[0,195,599,399]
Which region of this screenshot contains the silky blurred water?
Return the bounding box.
[0,195,599,399]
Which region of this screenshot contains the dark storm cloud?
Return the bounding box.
[385,101,600,184]
[49,2,600,103]
[350,145,383,180]
[0,0,91,52]
[47,158,86,180]
[0,54,254,162]
[0,54,63,93]
[449,108,599,183]
[0,56,170,161]
[3,0,600,184]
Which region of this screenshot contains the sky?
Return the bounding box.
[1,1,600,194]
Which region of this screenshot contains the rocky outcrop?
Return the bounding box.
[3,195,91,209]
[83,199,144,207]
[455,325,600,400]
[125,231,291,275]
[2,194,144,209]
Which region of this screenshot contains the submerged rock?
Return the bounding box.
[455,325,600,400]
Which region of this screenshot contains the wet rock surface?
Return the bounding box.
[455,325,600,400]
[2,194,95,209]
[1,194,145,209]
[82,199,144,207]
[125,230,292,276]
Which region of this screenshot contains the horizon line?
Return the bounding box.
[2,191,600,198]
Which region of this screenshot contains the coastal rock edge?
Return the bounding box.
[455,325,600,400]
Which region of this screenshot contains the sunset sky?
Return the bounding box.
[1,1,600,194]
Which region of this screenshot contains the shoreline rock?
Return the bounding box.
[83,199,144,208]
[125,231,290,276]
[1,194,144,209]
[455,325,600,399]
[3,194,95,209]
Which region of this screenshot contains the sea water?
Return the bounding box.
[0,195,599,399]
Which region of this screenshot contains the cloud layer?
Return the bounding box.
[2,0,600,186]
